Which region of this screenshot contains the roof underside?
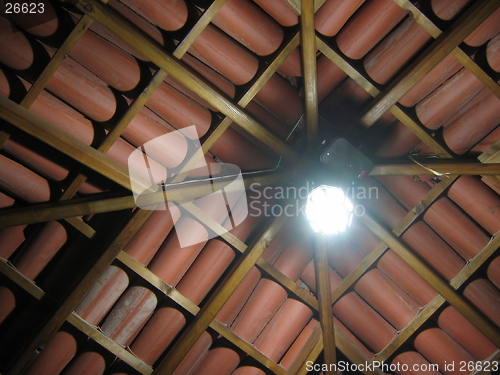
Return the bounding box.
[0,0,499,374]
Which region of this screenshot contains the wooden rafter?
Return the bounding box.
[301,0,319,148]
[0,95,143,191]
[6,209,154,374]
[116,252,287,375]
[172,31,301,183]
[153,214,288,374]
[377,233,500,361]
[315,38,452,158]
[370,161,500,176]
[0,258,154,375]
[359,0,498,127]
[360,213,500,348]
[294,176,459,372]
[0,173,287,228]
[70,0,299,163]
[392,0,500,99]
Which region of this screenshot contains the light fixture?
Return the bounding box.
[305,185,354,235]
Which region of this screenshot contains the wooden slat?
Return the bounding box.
[153,215,288,374]
[370,161,500,176]
[116,252,287,375]
[60,70,169,199]
[6,209,154,374]
[301,0,319,148]
[297,177,457,372]
[313,236,336,374]
[0,173,287,229]
[70,0,299,163]
[360,0,499,127]
[360,213,500,348]
[393,0,500,99]
[377,234,500,361]
[0,258,46,300]
[316,38,452,157]
[20,14,95,108]
[67,313,153,375]
[0,259,153,375]
[172,32,301,184]
[174,0,228,57]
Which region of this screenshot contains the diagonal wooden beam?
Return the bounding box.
[293,325,385,375]
[360,0,499,127]
[369,161,500,176]
[6,208,154,374]
[392,0,500,99]
[316,38,452,158]
[360,213,500,348]
[69,0,299,163]
[377,233,500,361]
[116,252,287,375]
[172,32,301,184]
[332,176,459,302]
[0,173,287,228]
[294,176,458,373]
[62,0,227,198]
[0,257,154,375]
[301,0,319,148]
[0,95,147,191]
[153,214,288,375]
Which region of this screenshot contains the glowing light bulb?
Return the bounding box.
[305,185,354,235]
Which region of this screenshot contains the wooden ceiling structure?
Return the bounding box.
[0,0,499,374]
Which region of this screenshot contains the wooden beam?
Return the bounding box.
[478,140,500,193]
[301,0,319,148]
[6,209,154,374]
[360,213,500,348]
[313,236,336,374]
[360,0,499,127]
[174,0,229,58]
[297,177,458,373]
[316,38,452,158]
[172,32,301,184]
[70,0,299,163]
[370,161,500,176]
[116,252,287,375]
[0,173,287,229]
[67,313,153,375]
[283,0,327,14]
[294,326,385,375]
[377,233,500,361]
[153,215,288,374]
[392,0,500,99]
[0,95,147,191]
[59,0,222,217]
[0,258,153,375]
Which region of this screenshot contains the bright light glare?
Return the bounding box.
[305,185,354,235]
